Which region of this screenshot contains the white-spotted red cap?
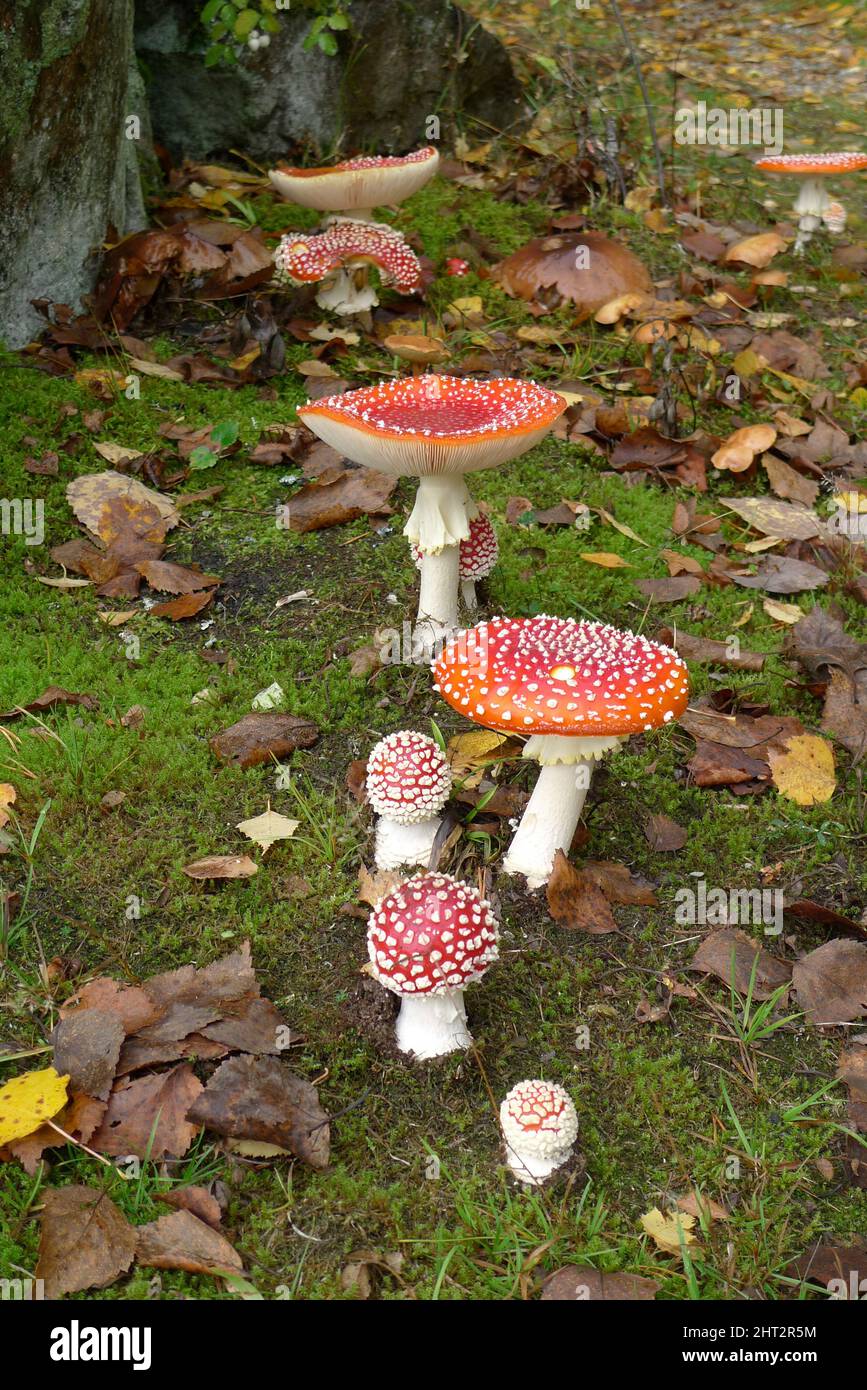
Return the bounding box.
[500,1080,578,1159]
[755,152,867,175]
[268,147,440,212]
[367,872,499,996]
[433,615,690,736]
[366,730,452,824]
[273,220,422,294]
[413,512,499,580]
[297,376,565,479]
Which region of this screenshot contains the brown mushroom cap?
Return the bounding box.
[383,334,449,366]
[492,232,652,315]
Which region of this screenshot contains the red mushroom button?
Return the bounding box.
[367,871,499,1058]
[365,730,452,871]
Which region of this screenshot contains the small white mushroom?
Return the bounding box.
[500,1079,578,1185]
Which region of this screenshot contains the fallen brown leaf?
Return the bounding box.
[36,1186,136,1299]
[187,1055,330,1170]
[209,713,319,768]
[135,1209,242,1277]
[689,928,792,998]
[546,851,618,934]
[792,939,867,1025]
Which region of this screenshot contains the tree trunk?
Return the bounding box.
[0,0,145,348]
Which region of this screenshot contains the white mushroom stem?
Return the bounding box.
[395,990,471,1060]
[502,734,623,891]
[405,474,477,552]
[793,178,832,254]
[504,1138,573,1186]
[315,265,378,315]
[374,815,442,871]
[461,577,479,610]
[407,476,479,641]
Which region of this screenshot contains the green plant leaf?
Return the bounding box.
[210,421,240,448]
[317,30,339,54]
[234,8,260,39]
[201,0,224,24]
[327,12,350,28]
[189,446,219,471]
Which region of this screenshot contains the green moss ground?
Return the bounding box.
[2,12,867,1297]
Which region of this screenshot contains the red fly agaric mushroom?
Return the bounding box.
[268,147,440,221]
[755,152,867,253]
[492,232,651,316]
[298,377,564,641]
[273,219,423,315]
[367,871,499,1059]
[413,511,499,612]
[366,730,452,871]
[500,1079,579,1185]
[433,616,690,889]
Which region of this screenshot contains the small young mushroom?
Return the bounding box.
[433,616,690,890]
[298,377,563,643]
[754,151,867,254]
[500,1079,578,1185]
[383,334,450,376]
[412,511,499,612]
[268,147,440,222]
[367,872,499,1059]
[273,219,422,316]
[366,730,452,871]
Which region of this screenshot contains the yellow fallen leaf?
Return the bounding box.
[763,598,803,624]
[768,734,836,806]
[0,1066,69,1147]
[97,609,138,626]
[732,347,767,379]
[447,729,510,774]
[93,441,144,466]
[128,357,185,381]
[580,551,630,568]
[0,783,16,829]
[594,291,651,324]
[724,232,787,268]
[640,1206,699,1257]
[236,804,300,854]
[594,507,648,546]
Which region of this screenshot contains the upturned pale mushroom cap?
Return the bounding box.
[269,147,440,213]
[433,615,690,736]
[366,730,452,825]
[297,376,565,479]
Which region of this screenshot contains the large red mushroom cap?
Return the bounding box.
[755,152,867,175]
[367,871,499,996]
[366,730,452,824]
[433,615,690,737]
[268,147,440,213]
[273,220,423,294]
[413,512,499,581]
[297,376,565,478]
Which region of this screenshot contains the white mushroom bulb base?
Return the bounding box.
[394,990,471,1059]
[502,734,623,891]
[315,265,378,316]
[500,1079,579,1186]
[367,872,499,1062]
[366,730,452,872]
